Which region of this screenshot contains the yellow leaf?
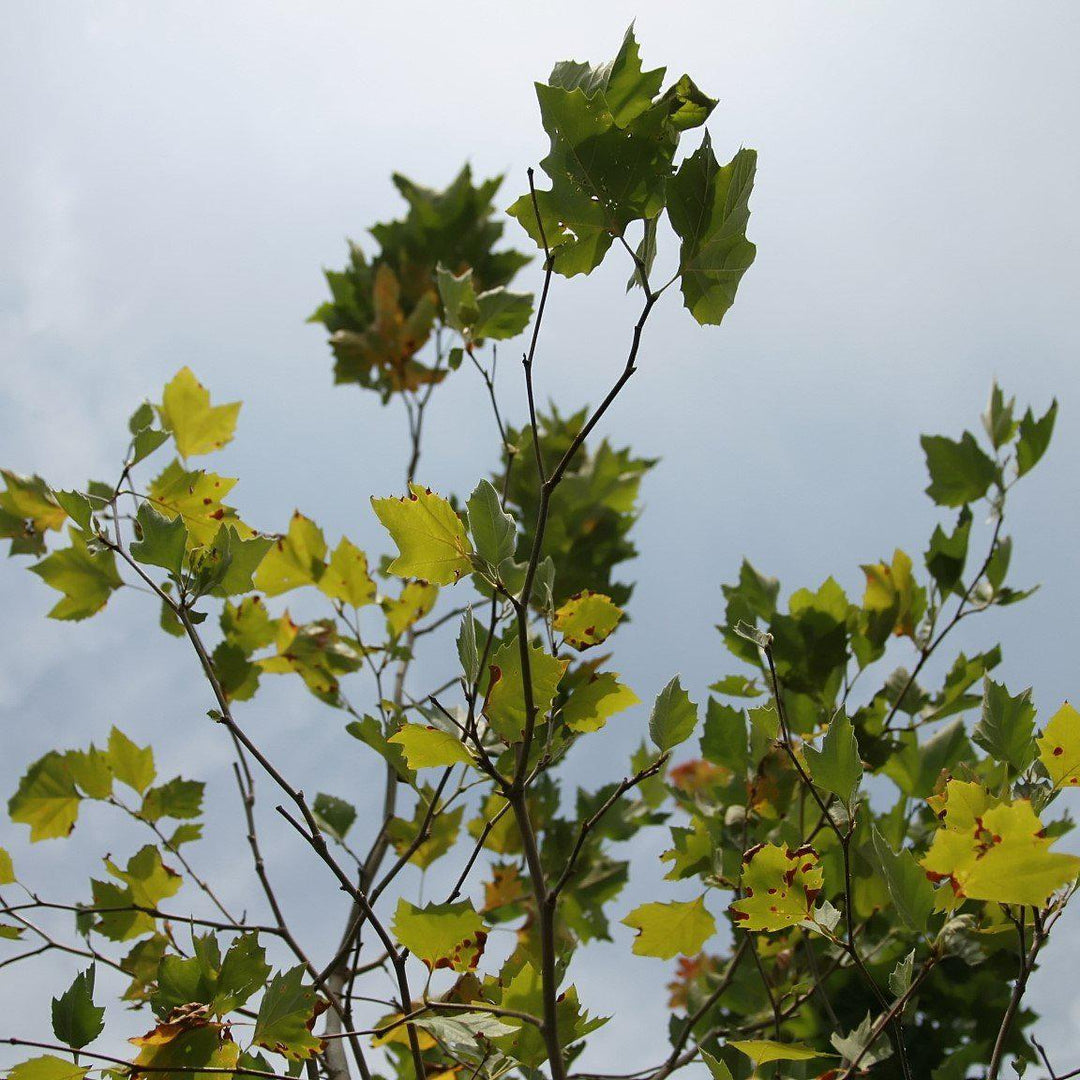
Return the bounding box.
[922,782,1080,907]
[371,484,472,585]
[389,724,473,769]
[382,580,438,637]
[553,590,623,650]
[730,842,824,931]
[318,537,376,608]
[562,672,639,733]
[1037,701,1080,789]
[254,511,327,596]
[622,895,716,959]
[148,460,250,549]
[159,367,240,458]
[727,1039,827,1066]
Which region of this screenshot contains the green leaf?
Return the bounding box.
[622,895,715,959]
[8,751,81,841]
[456,610,483,684]
[131,426,170,466]
[51,967,104,1048]
[889,949,916,997]
[730,843,824,931]
[253,511,327,596]
[803,711,862,806]
[216,933,272,1014]
[474,287,534,339]
[0,469,67,556]
[484,636,569,742]
[389,724,473,769]
[196,525,273,598]
[920,431,997,507]
[436,264,480,332]
[1016,399,1057,476]
[371,484,473,585]
[698,1050,733,1080]
[30,527,123,620]
[392,898,487,971]
[131,504,188,574]
[831,1014,893,1070]
[882,718,970,799]
[871,827,935,934]
[649,676,698,751]
[0,846,14,884]
[7,1057,89,1080]
[107,727,156,794]
[982,382,1017,449]
[312,793,356,839]
[64,746,113,800]
[54,490,95,533]
[667,135,757,325]
[728,1040,828,1066]
[159,367,240,458]
[254,966,324,1060]
[925,507,972,596]
[973,679,1036,774]
[701,698,748,774]
[140,778,205,823]
[467,479,516,566]
[562,672,639,733]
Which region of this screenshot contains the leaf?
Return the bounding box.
[467,479,516,566]
[484,636,569,741]
[831,1014,893,1070]
[130,505,188,574]
[727,1039,827,1065]
[871,827,935,934]
[148,460,248,549]
[1036,701,1080,789]
[0,470,67,556]
[982,382,1017,449]
[254,966,325,1060]
[562,672,639,733]
[973,679,1036,774]
[253,511,327,596]
[191,525,272,599]
[371,484,473,585]
[8,752,81,841]
[804,711,862,806]
[159,367,240,458]
[0,846,14,884]
[882,718,971,799]
[457,609,483,684]
[925,507,972,596]
[131,1014,240,1080]
[392,899,488,972]
[861,548,925,643]
[108,728,156,794]
[382,580,439,637]
[667,135,757,325]
[220,596,277,654]
[312,793,356,839]
[54,490,95,533]
[622,895,715,959]
[889,949,916,997]
[30,528,123,620]
[649,676,698,751]
[389,724,473,769]
[216,934,272,1014]
[474,287,534,340]
[700,699,747,775]
[140,778,204,823]
[1016,399,1057,476]
[318,537,376,608]
[52,967,104,1048]
[730,843,824,931]
[554,590,623,650]
[7,1057,89,1080]
[920,431,997,507]
[698,1050,733,1080]
[921,782,1080,906]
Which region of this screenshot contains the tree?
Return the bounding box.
[0,25,1075,1080]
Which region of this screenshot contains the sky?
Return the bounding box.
[1,1,1079,1076]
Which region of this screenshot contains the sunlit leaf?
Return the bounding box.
[730,843,824,931]
[159,367,240,459]
[554,590,623,650]
[622,895,715,959]
[1037,702,1080,789]
[392,899,487,972]
[372,484,473,585]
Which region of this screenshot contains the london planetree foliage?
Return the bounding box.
[0,26,1076,1080]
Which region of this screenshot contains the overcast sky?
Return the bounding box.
[2,2,1079,1077]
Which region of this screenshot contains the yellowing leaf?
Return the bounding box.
[553,590,623,650]
[131,1013,240,1080]
[484,636,569,742]
[7,1056,90,1080]
[562,672,639,733]
[1037,702,1080,789]
[922,783,1080,907]
[371,484,473,585]
[253,966,325,1061]
[0,470,67,555]
[622,895,715,959]
[159,367,240,458]
[108,728,157,795]
[730,843,824,931]
[30,528,123,621]
[148,460,250,549]
[382,580,439,637]
[389,724,473,769]
[862,548,924,642]
[727,1039,827,1066]
[8,752,81,841]
[254,511,327,596]
[392,899,487,972]
[0,846,14,884]
[371,1012,436,1050]
[318,537,376,608]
